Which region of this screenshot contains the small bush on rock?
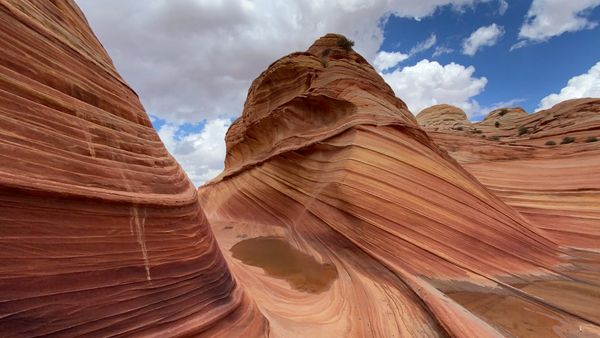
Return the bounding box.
[336,37,354,51]
[561,136,575,144]
[586,136,598,143]
[545,140,556,146]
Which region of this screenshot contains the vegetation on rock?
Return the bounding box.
[336,36,354,51]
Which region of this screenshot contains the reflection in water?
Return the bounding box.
[231,236,338,293]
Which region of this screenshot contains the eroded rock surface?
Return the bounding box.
[421,99,600,250]
[416,104,471,131]
[199,34,600,337]
[0,1,265,336]
[2,1,600,336]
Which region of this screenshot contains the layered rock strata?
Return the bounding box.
[200,34,600,337]
[0,1,265,336]
[420,99,600,250]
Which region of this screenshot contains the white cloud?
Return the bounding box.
[374,51,409,72]
[537,61,600,111]
[514,0,600,48]
[158,118,231,186]
[409,33,438,55]
[77,0,485,123]
[374,33,437,71]
[462,23,504,56]
[509,40,528,51]
[498,0,508,15]
[433,46,454,57]
[382,59,487,115]
[75,0,491,181]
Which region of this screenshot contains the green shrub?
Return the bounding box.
[336,37,354,51]
[498,109,508,116]
[586,136,598,143]
[495,121,500,128]
[561,136,575,144]
[545,140,556,146]
[321,48,331,57]
[518,126,528,136]
[489,136,500,141]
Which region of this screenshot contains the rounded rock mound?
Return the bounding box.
[416,104,471,131]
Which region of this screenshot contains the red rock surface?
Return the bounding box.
[416,104,471,131]
[0,1,265,337]
[200,34,600,336]
[2,1,600,336]
[421,99,600,250]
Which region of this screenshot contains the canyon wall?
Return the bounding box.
[0,1,265,336]
[1,1,599,337]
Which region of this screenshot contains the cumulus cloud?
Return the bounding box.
[513,0,600,49]
[382,59,487,115]
[158,118,231,185]
[374,33,437,71]
[462,23,504,56]
[77,0,485,122]
[537,61,600,111]
[76,0,491,183]
[374,51,410,72]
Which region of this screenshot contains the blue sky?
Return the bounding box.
[79,0,600,184]
[378,1,600,119]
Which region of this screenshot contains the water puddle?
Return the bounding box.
[516,280,600,323]
[446,286,600,338]
[231,236,338,293]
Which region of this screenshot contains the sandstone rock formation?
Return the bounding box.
[482,107,528,124]
[416,104,471,131]
[199,33,600,337]
[420,98,600,250]
[0,1,265,336]
[2,1,600,337]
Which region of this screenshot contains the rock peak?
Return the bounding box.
[215,33,413,184]
[483,107,528,121]
[306,33,369,64]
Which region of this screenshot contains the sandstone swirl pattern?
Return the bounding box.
[420,99,600,252]
[199,35,600,337]
[0,1,265,337]
[1,1,600,337]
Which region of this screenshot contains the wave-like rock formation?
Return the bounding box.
[482,107,528,123]
[0,1,265,336]
[200,34,600,337]
[416,104,471,131]
[2,1,600,336]
[420,99,600,250]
